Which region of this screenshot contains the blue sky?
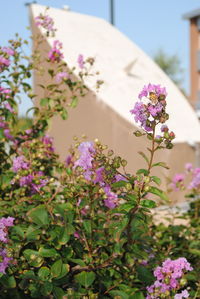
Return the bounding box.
[1,0,200,114]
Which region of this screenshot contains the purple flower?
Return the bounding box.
[185,163,193,172]
[0,217,15,243]
[0,249,12,274]
[3,102,14,113]
[93,167,104,184]
[139,83,167,100]
[147,258,192,299]
[41,135,55,152]
[48,40,64,63]
[0,56,10,72]
[148,102,163,117]
[35,14,56,34]
[115,174,127,182]
[77,54,84,69]
[174,290,189,299]
[188,168,200,189]
[161,125,169,132]
[13,156,29,172]
[74,141,95,172]
[1,47,15,56]
[19,174,34,187]
[104,186,118,209]
[171,173,185,191]
[55,71,69,83]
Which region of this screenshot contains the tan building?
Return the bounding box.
[183,9,200,110]
[30,4,200,202]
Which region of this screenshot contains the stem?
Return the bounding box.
[147,126,156,172]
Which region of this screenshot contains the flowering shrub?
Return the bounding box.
[0,8,198,299]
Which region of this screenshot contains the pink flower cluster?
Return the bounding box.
[13,156,29,172]
[35,14,56,35]
[130,84,174,140]
[0,249,12,274]
[73,141,122,209]
[77,54,84,69]
[12,155,48,193]
[48,40,64,63]
[0,46,14,72]
[0,217,14,243]
[55,71,69,83]
[171,163,200,191]
[146,257,192,299]
[0,117,15,141]
[138,83,167,100]
[0,217,14,274]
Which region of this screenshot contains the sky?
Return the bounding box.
[1,0,200,114]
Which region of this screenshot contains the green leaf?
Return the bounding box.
[189,248,200,256]
[149,186,169,202]
[27,205,49,226]
[109,290,129,298]
[38,267,50,281]
[112,180,128,188]
[58,227,70,245]
[131,292,145,299]
[0,275,16,288]
[69,259,86,267]
[23,249,44,267]
[41,281,53,296]
[151,176,161,185]
[83,220,92,234]
[53,286,65,299]
[136,169,149,176]
[55,264,70,280]
[152,161,169,169]
[26,226,41,241]
[12,225,24,239]
[40,98,49,107]
[61,109,68,120]
[39,247,59,258]
[136,266,154,285]
[138,151,149,164]
[75,271,96,288]
[70,96,78,108]
[51,259,63,278]
[140,199,156,208]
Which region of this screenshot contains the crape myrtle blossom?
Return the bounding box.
[171,173,185,191]
[146,257,193,299]
[35,14,56,35]
[77,54,84,69]
[13,156,29,172]
[55,71,69,83]
[0,56,10,72]
[73,141,119,209]
[1,47,15,56]
[0,217,14,243]
[130,84,175,144]
[48,40,64,63]
[0,249,12,274]
[138,83,167,100]
[19,171,48,193]
[0,86,11,98]
[174,290,189,299]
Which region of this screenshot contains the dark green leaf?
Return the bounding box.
[27,205,49,226]
[51,259,63,278]
[149,186,169,202]
[140,199,156,208]
[75,271,96,288]
[151,176,161,185]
